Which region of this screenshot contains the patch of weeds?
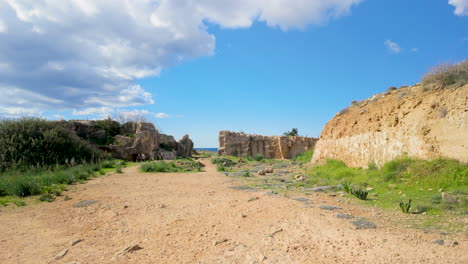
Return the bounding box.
[351,188,368,200]
[243,171,251,177]
[399,199,412,213]
[140,160,202,173]
[217,165,226,172]
[341,181,352,194]
[293,149,314,163]
[39,193,55,202]
[14,200,26,207]
[64,195,72,201]
[246,154,264,162]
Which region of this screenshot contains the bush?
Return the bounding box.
[0,118,107,171]
[283,128,299,137]
[140,160,202,173]
[294,149,314,163]
[422,60,468,89]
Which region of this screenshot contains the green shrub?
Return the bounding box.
[283,128,299,137]
[211,158,236,167]
[422,60,468,89]
[140,160,202,173]
[217,165,226,172]
[0,118,107,171]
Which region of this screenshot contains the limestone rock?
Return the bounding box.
[177,135,194,157]
[311,84,468,168]
[218,131,317,159]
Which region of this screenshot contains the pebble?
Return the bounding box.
[351,218,377,229]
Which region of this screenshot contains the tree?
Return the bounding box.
[283,128,298,137]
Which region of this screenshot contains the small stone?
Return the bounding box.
[336,213,354,219]
[428,188,433,191]
[319,205,342,211]
[70,239,83,246]
[438,189,443,193]
[351,218,377,229]
[444,240,459,247]
[55,248,69,260]
[159,204,167,209]
[241,214,247,218]
[265,168,274,173]
[366,187,373,191]
[123,205,128,209]
[310,186,335,192]
[294,175,305,181]
[257,170,266,176]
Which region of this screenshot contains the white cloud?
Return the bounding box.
[72,107,114,117]
[384,40,401,54]
[155,112,170,119]
[0,0,363,117]
[449,0,468,16]
[410,48,419,52]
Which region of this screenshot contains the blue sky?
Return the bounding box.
[0,0,467,147]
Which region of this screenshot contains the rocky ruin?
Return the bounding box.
[218,131,317,159]
[61,120,194,161]
[311,84,468,168]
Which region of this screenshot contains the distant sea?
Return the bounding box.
[195,148,218,152]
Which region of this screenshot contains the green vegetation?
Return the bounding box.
[246,154,264,162]
[399,199,412,213]
[293,148,314,163]
[140,159,202,173]
[0,160,127,206]
[92,118,120,145]
[304,157,467,214]
[0,118,108,171]
[350,187,369,200]
[422,60,468,89]
[283,128,299,137]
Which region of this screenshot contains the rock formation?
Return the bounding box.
[218,131,317,159]
[311,84,468,168]
[62,120,194,161]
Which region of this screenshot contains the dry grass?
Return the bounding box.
[422,60,468,89]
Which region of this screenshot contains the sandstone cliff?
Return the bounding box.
[218,131,317,159]
[311,84,468,168]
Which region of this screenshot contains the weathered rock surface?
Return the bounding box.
[218,131,317,159]
[64,121,194,161]
[312,84,468,168]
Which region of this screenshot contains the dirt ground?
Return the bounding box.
[0,160,466,264]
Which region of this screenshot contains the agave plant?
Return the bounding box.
[399,199,412,213]
[351,188,369,200]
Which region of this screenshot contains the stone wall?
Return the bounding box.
[218,131,317,159]
[311,84,468,168]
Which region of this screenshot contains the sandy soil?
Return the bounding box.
[0,160,466,264]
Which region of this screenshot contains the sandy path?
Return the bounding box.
[0,160,466,264]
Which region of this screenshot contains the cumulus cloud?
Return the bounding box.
[384,40,401,54]
[0,0,363,117]
[155,112,170,119]
[449,0,468,16]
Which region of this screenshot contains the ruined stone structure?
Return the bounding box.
[311,84,468,168]
[218,131,317,159]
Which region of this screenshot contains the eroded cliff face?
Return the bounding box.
[218,131,317,159]
[311,84,468,168]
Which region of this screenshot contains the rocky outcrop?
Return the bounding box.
[218,131,317,159]
[311,84,468,168]
[64,120,194,161]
